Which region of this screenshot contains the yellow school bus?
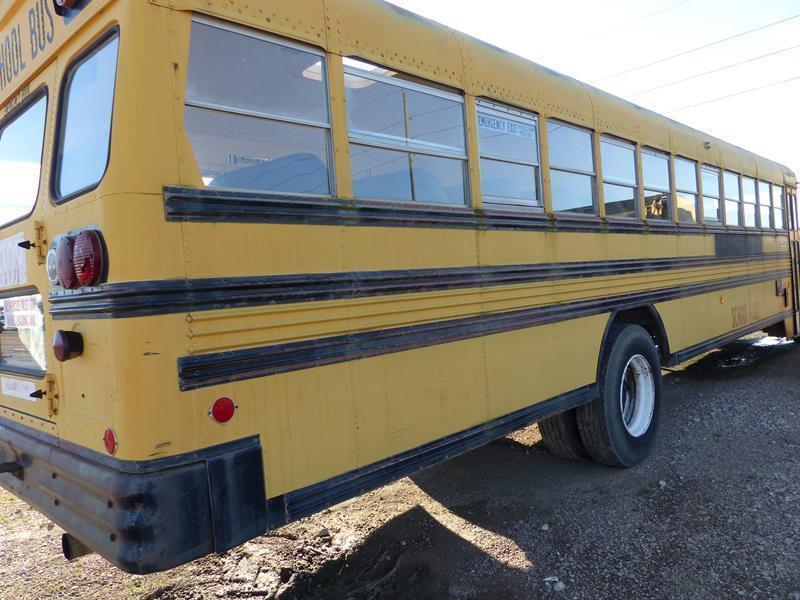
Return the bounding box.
[0,0,797,573]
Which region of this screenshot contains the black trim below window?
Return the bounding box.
[49,253,790,320]
[177,269,790,390]
[52,27,120,204]
[164,186,792,236]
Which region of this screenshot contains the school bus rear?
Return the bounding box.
[0,0,274,572]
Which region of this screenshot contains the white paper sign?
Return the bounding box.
[0,232,27,287]
[1,376,36,402]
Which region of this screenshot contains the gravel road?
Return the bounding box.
[1,334,799,599]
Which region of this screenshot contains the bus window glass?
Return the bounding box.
[772,184,785,229]
[185,20,332,195]
[642,149,670,220]
[600,137,636,218]
[724,171,741,226]
[758,181,771,228]
[56,34,119,199]
[0,95,47,225]
[477,101,540,208]
[0,293,46,375]
[701,166,721,223]
[345,59,467,205]
[674,157,698,223]
[186,22,328,124]
[548,121,595,214]
[742,177,757,228]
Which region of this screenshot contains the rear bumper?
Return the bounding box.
[0,416,268,574]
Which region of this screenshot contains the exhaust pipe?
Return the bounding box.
[62,533,94,561]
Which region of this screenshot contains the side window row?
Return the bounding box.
[183,19,789,229]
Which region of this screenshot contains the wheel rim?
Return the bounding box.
[619,354,655,438]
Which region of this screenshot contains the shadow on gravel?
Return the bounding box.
[282,506,493,599]
[675,336,797,381]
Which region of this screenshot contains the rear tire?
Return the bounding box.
[539,410,589,461]
[577,324,662,467]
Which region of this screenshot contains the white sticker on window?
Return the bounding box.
[1,377,36,401]
[0,232,27,287]
[478,114,535,139]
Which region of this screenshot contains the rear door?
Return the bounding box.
[0,76,56,424]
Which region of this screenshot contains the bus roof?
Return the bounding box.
[2,0,794,187]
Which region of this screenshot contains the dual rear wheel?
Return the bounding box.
[539,324,662,467]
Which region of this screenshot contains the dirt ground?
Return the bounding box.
[1,334,799,599]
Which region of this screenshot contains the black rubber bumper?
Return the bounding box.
[0,416,268,574]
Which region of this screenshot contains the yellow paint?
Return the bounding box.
[0,0,795,503]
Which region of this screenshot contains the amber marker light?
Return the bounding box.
[209,397,237,424]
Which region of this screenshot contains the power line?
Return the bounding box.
[589,0,694,40]
[628,43,800,97]
[664,74,800,114]
[591,13,800,83]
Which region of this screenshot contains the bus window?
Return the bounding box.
[758,181,772,228]
[345,59,467,205]
[723,171,741,227]
[548,121,595,214]
[0,94,46,225]
[742,177,757,228]
[476,100,540,209]
[0,293,46,376]
[772,184,785,229]
[55,33,119,200]
[702,166,722,223]
[642,148,671,220]
[185,20,332,195]
[600,136,637,218]
[674,157,698,223]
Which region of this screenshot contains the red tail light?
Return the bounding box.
[56,236,79,289]
[72,231,104,287]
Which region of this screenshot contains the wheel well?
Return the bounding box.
[601,307,670,366]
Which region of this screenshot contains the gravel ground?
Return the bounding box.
[1,334,799,599]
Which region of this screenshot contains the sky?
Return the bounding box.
[387,0,800,175]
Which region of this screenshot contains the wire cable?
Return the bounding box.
[628,43,800,97]
[588,0,694,40]
[592,13,800,83]
[664,74,800,114]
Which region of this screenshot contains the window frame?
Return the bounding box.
[0,87,48,231]
[722,170,742,228]
[475,99,542,210]
[673,155,699,224]
[344,57,469,206]
[52,27,121,204]
[547,119,597,216]
[599,135,639,220]
[741,176,757,229]
[185,16,335,198]
[772,183,785,230]
[700,164,722,225]
[757,180,773,229]
[641,146,672,221]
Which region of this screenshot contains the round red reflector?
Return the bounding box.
[209,397,236,423]
[72,231,104,287]
[56,236,79,289]
[103,428,118,455]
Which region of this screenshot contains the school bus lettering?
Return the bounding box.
[29,0,57,59]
